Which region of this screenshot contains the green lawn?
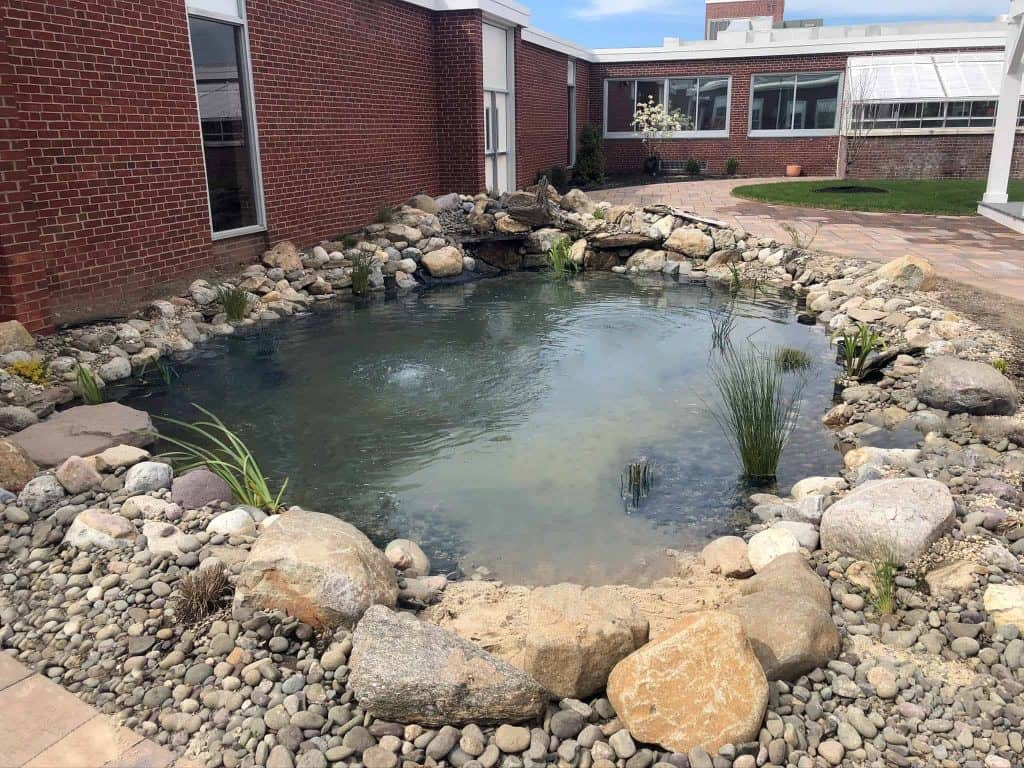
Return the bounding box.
[731,179,1024,216]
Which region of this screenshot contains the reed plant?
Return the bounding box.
[75,364,104,404]
[621,459,655,510]
[710,347,803,482]
[156,404,288,512]
[218,285,253,322]
[547,237,579,278]
[775,347,812,372]
[708,309,736,351]
[833,323,883,380]
[351,251,374,296]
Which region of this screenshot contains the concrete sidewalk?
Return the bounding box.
[598,178,1024,303]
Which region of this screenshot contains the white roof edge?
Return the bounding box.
[521,27,597,62]
[400,0,531,27]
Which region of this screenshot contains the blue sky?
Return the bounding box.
[528,1,1010,48]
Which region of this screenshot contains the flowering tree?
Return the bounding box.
[631,96,691,163]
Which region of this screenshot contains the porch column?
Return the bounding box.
[983,0,1024,205]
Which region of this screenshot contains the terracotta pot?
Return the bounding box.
[786,164,803,178]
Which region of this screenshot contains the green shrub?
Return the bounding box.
[710,348,803,482]
[725,158,740,176]
[537,166,570,192]
[573,125,605,186]
[685,158,702,177]
[75,365,104,404]
[593,208,606,220]
[341,234,359,249]
[547,237,579,278]
[9,359,48,385]
[218,285,253,322]
[351,251,374,296]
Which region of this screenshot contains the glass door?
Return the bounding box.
[483,23,513,194]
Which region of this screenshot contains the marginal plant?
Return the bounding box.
[621,459,655,511]
[375,204,394,224]
[172,563,232,625]
[547,237,579,279]
[8,358,48,385]
[710,347,804,483]
[781,222,822,251]
[351,251,374,296]
[75,364,104,404]
[156,404,288,512]
[708,309,736,351]
[869,546,900,616]
[728,262,742,294]
[992,358,1009,375]
[685,158,702,177]
[592,208,606,221]
[725,157,740,176]
[137,358,180,389]
[833,323,884,380]
[775,347,812,372]
[218,285,253,322]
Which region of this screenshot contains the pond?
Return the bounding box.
[125,273,842,586]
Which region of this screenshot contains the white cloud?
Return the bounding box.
[574,0,695,19]
[785,0,1008,18]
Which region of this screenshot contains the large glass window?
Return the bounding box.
[190,16,259,233]
[852,99,1009,131]
[606,77,730,135]
[751,73,841,133]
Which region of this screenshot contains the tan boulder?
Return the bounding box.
[495,216,530,235]
[55,455,103,494]
[664,228,714,257]
[421,246,464,278]
[607,611,768,754]
[625,249,667,273]
[737,553,831,612]
[407,194,440,214]
[0,320,35,355]
[700,536,753,578]
[560,188,595,214]
[925,560,982,599]
[262,241,304,272]
[0,438,38,492]
[875,255,936,291]
[234,508,397,629]
[569,239,588,267]
[984,585,1024,633]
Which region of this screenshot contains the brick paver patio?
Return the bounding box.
[0,653,190,768]
[599,178,1024,302]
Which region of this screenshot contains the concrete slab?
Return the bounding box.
[0,653,31,692]
[0,675,95,766]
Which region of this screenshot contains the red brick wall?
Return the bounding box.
[591,53,846,177]
[849,133,1024,180]
[706,0,785,28]
[515,35,572,188]
[435,11,485,195]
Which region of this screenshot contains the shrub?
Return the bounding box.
[547,237,579,278]
[351,251,374,296]
[75,365,104,404]
[173,563,232,625]
[157,404,288,512]
[573,125,605,186]
[833,323,883,380]
[710,348,803,482]
[775,347,812,372]
[218,285,253,322]
[9,358,48,385]
[685,158,702,177]
[725,158,740,176]
[341,234,359,249]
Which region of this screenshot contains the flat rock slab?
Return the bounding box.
[10,403,154,467]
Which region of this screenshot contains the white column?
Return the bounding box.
[983,2,1024,204]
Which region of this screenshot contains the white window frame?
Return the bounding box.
[482,19,516,196]
[748,72,843,138]
[843,98,1024,137]
[568,59,577,167]
[603,77,732,140]
[186,0,267,241]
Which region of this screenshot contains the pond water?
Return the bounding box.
[125,273,843,585]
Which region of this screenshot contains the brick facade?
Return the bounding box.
[515,36,573,189]
[849,134,1024,180]
[435,11,485,195]
[705,0,785,27]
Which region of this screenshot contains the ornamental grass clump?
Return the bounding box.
[711,347,803,483]
[869,545,900,616]
[547,237,579,279]
[75,364,104,404]
[157,404,288,512]
[173,562,232,625]
[833,323,883,380]
[775,347,812,372]
[218,285,253,322]
[351,251,374,296]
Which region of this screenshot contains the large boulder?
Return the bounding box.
[700,536,753,578]
[664,228,714,257]
[421,246,464,278]
[819,479,955,565]
[747,527,802,572]
[407,194,440,214]
[560,189,595,214]
[171,468,234,510]
[625,249,667,273]
[726,592,839,681]
[0,438,38,492]
[0,320,35,355]
[425,581,649,699]
[349,605,548,726]
[10,403,154,467]
[234,508,397,628]
[917,356,1018,416]
[262,241,303,272]
[607,611,768,754]
[874,255,936,291]
[65,509,136,550]
[737,553,831,613]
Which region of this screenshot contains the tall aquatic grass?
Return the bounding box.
[219,285,253,322]
[351,251,374,296]
[156,404,287,512]
[547,237,579,278]
[869,543,900,616]
[711,347,803,482]
[708,309,736,351]
[76,364,105,404]
[833,323,883,380]
[621,459,655,511]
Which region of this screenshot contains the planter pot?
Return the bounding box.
[786,164,803,178]
[643,156,663,178]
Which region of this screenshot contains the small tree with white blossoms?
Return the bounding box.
[631,96,692,175]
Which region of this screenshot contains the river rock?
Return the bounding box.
[699,536,753,578]
[625,249,667,273]
[984,585,1024,633]
[925,560,982,599]
[664,228,714,257]
[726,592,839,681]
[263,241,304,272]
[234,508,397,628]
[90,444,150,472]
[747,528,802,572]
[65,508,136,550]
[171,468,234,509]
[10,403,154,467]
[349,605,547,726]
[819,478,955,565]
[142,521,196,557]
[917,356,1018,416]
[607,611,768,754]
[55,455,103,494]
[0,406,38,434]
[874,255,936,291]
[0,320,35,354]
[207,507,258,537]
[384,539,430,577]
[124,461,173,494]
[737,553,831,613]
[0,438,38,492]
[421,246,464,278]
[18,474,65,514]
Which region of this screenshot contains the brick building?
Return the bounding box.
[0,0,1018,332]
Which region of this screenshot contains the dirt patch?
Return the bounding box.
[935,278,1024,382]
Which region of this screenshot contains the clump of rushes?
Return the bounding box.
[833,323,883,380]
[547,237,579,279]
[351,251,374,296]
[711,347,803,483]
[218,285,253,322]
[728,262,742,294]
[173,562,232,624]
[708,309,736,351]
[775,347,812,372]
[870,546,899,616]
[622,459,655,511]
[157,404,288,512]
[75,364,104,404]
[9,358,48,385]
[992,358,1009,375]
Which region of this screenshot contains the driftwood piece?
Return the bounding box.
[644,204,730,230]
[507,177,553,227]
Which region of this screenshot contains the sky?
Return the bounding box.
[527,0,1011,48]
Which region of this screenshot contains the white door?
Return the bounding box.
[483,23,514,195]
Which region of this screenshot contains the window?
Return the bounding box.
[750,73,841,134]
[190,15,260,235]
[852,99,1010,131]
[568,60,577,166]
[605,77,731,136]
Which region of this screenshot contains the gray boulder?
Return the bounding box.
[917,356,1018,416]
[819,478,955,565]
[10,403,154,467]
[171,468,234,509]
[349,605,548,726]
[18,474,66,514]
[124,461,173,494]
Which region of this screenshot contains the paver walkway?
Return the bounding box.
[0,652,188,768]
[599,178,1024,302]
